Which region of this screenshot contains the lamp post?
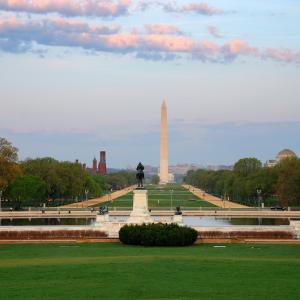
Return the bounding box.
[84,189,89,209]
[170,189,174,210]
[257,189,262,208]
[0,190,2,212]
[84,189,89,201]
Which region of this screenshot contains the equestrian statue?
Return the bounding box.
[136,162,145,188]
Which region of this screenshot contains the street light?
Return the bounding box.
[84,189,89,201]
[84,189,89,209]
[170,189,174,210]
[0,190,2,212]
[222,194,225,209]
[257,189,262,208]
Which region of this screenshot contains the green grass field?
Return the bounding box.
[98,184,216,209]
[0,243,300,299]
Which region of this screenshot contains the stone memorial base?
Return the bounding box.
[94,213,109,226]
[127,189,153,224]
[173,214,183,224]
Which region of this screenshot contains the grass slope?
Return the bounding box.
[98,184,216,209]
[0,243,300,299]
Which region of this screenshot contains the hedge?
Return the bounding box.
[119,223,198,246]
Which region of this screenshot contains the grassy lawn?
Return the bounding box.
[0,243,300,299]
[97,184,216,209]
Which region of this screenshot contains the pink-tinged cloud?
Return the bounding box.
[145,24,182,35]
[144,34,194,52]
[207,25,223,38]
[0,0,131,17]
[0,16,120,35]
[102,33,140,49]
[164,2,223,15]
[0,17,299,64]
[49,17,121,34]
[263,48,300,63]
[222,40,259,57]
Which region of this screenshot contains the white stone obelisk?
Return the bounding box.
[159,100,169,184]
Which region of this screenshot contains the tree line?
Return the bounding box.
[0,137,135,209]
[184,157,300,207]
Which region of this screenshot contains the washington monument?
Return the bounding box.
[159,100,169,184]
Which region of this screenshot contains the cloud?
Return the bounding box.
[0,16,120,35]
[164,2,223,15]
[263,48,300,63]
[207,25,223,38]
[0,0,131,17]
[0,17,300,64]
[222,39,259,59]
[145,24,182,35]
[136,1,223,16]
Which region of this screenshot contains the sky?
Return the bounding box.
[0,0,300,168]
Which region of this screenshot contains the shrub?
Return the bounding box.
[119,223,198,246]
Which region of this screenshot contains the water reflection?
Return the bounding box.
[183,217,290,227]
[110,216,292,226]
[0,218,92,226]
[0,217,296,227]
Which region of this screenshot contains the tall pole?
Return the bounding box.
[0,190,2,212]
[257,189,262,208]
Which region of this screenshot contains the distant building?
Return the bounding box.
[85,150,107,175]
[98,151,107,175]
[276,149,297,161]
[168,173,175,183]
[265,149,297,167]
[92,157,97,171]
[265,160,277,168]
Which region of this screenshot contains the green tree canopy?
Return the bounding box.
[233,158,262,177]
[276,158,300,206]
[0,137,21,191]
[21,158,100,199]
[5,175,47,206]
[151,175,160,184]
[184,157,288,207]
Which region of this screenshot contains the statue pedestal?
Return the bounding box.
[94,213,109,226]
[173,214,183,224]
[127,189,153,224]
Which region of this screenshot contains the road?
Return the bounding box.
[182,184,248,208]
[59,186,135,208]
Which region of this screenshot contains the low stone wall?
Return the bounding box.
[0,226,107,240]
[198,230,294,240]
[0,225,296,243]
[195,226,295,240]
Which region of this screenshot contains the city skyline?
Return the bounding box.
[0,1,299,167]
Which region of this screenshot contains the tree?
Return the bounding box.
[233,158,262,177]
[21,157,59,198]
[151,175,160,184]
[5,175,47,208]
[104,171,135,191]
[21,157,110,201]
[276,158,300,206]
[0,137,21,191]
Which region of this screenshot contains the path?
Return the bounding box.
[59,186,135,208]
[182,184,248,208]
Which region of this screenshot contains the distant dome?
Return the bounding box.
[276,149,297,161]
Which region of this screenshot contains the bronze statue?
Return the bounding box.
[136,162,145,188]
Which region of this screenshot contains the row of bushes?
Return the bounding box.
[119,223,198,246]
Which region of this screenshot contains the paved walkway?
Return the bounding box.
[182,184,248,208]
[59,186,135,208]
